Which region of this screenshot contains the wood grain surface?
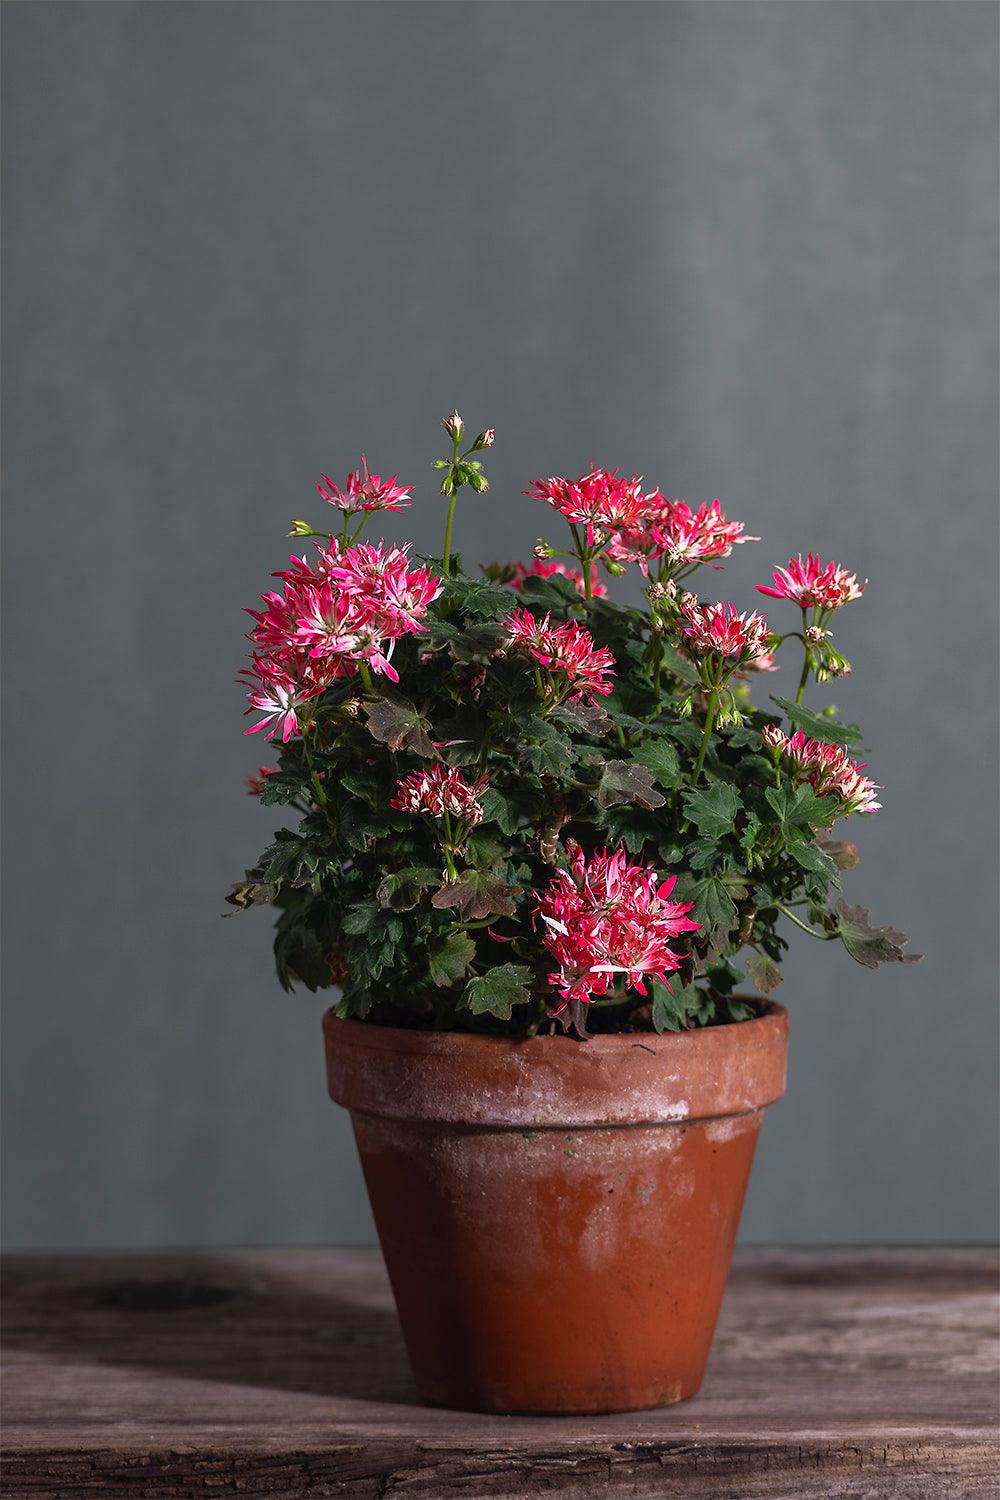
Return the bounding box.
[3,1247,997,1497]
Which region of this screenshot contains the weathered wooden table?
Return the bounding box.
[3,1248,997,1497]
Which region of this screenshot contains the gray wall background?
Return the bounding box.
[4,0,997,1251]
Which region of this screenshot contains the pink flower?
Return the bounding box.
[505,608,616,704]
[245,767,275,796]
[390,764,489,825]
[756,553,866,610]
[611,497,756,572]
[678,597,771,662]
[241,659,322,742]
[507,558,608,599]
[772,729,882,815]
[534,845,699,1006]
[526,468,651,545]
[243,540,441,731]
[316,456,413,515]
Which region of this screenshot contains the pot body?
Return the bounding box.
[324,1003,788,1414]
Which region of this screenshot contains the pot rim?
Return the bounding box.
[324,999,788,1129]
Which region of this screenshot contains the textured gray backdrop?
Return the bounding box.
[4,0,997,1250]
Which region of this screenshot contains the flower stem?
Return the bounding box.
[691,688,718,784]
[358,662,374,692]
[776,902,832,939]
[442,490,458,576]
[795,607,810,704]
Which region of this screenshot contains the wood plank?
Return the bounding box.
[3,1248,997,1497]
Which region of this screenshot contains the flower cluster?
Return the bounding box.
[767,728,882,815]
[678,597,771,664]
[316,457,413,515]
[756,553,866,611]
[508,557,607,599]
[534,846,699,1006]
[505,608,616,704]
[526,468,651,542]
[391,764,489,826]
[611,496,756,573]
[243,540,441,739]
[233,414,912,1043]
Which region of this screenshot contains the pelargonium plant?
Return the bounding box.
[229,413,918,1037]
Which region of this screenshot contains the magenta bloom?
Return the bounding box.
[534,845,699,1006]
[611,496,756,572]
[526,467,651,544]
[241,659,323,742]
[507,557,608,599]
[505,608,616,704]
[245,766,275,797]
[678,597,771,663]
[316,456,413,515]
[772,729,881,815]
[391,764,489,825]
[756,553,866,610]
[243,539,441,734]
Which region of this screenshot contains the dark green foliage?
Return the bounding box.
[231,562,915,1037]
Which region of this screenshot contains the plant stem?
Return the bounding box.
[776,902,832,939]
[691,688,718,784]
[358,662,374,692]
[442,490,459,576]
[302,722,327,808]
[795,607,810,704]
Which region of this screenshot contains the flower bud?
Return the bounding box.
[762,722,785,754]
[342,698,362,718]
[441,410,464,443]
[646,580,667,601]
[677,695,694,718]
[533,539,554,559]
[680,591,699,614]
[471,428,495,450]
[804,625,829,647]
[604,557,626,576]
[468,470,489,493]
[288,518,316,538]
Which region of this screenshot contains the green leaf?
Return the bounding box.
[682,781,741,839]
[834,901,922,969]
[764,783,841,834]
[363,691,436,758]
[376,866,440,912]
[597,759,666,810]
[431,870,520,921]
[650,978,700,1033]
[342,901,382,938]
[631,737,682,789]
[745,950,783,994]
[428,930,477,988]
[771,695,864,749]
[478,786,521,835]
[461,963,533,1020]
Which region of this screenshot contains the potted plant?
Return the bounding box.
[229,413,918,1414]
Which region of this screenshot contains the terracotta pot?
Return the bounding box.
[324,1001,788,1415]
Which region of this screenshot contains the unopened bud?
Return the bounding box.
[288,518,316,538]
[471,428,495,450]
[533,539,554,559]
[647,581,667,601]
[680,591,699,613]
[441,410,463,442]
[804,625,829,646]
[342,698,361,718]
[677,695,694,718]
[468,470,489,493]
[604,558,626,576]
[762,722,785,754]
